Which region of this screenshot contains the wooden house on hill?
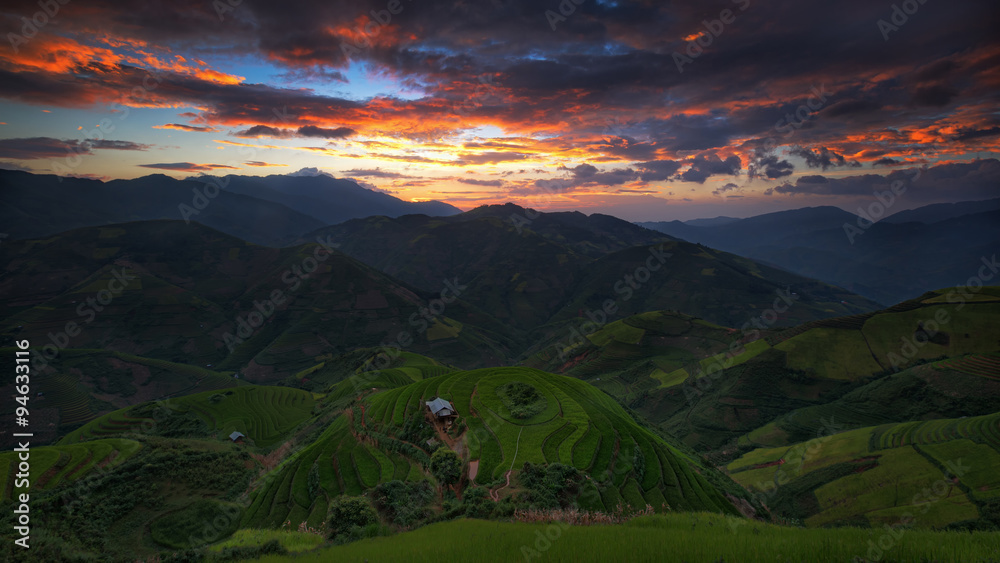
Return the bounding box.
[425,397,458,422]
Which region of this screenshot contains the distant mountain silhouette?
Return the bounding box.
[882,197,1000,224]
[0,169,460,246]
[214,172,461,226]
[640,200,1000,305]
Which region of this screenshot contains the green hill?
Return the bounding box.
[241,367,750,532]
[61,385,317,448]
[308,206,880,333]
[0,348,241,445]
[539,288,1000,452]
[0,220,515,383]
[727,411,1000,530]
[0,438,142,501]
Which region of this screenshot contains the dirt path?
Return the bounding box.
[489,427,523,501]
[490,470,512,502]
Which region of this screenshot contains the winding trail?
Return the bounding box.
[508,427,524,474]
[490,427,523,501]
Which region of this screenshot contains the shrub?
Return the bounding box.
[497,382,546,419]
[464,487,493,519]
[372,480,434,527]
[518,462,584,509]
[430,448,462,487]
[327,496,379,539]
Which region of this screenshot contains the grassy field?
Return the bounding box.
[60,385,315,448]
[0,348,240,433]
[242,366,746,532]
[239,412,430,530]
[0,438,142,500]
[555,288,1000,454]
[728,412,1000,529]
[252,513,1000,562]
[208,528,325,554]
[368,367,738,509]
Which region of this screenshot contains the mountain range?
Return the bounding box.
[0,171,997,561]
[639,199,1000,305]
[0,169,460,246]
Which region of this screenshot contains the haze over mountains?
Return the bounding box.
[1,170,999,560]
[0,169,460,246]
[640,199,1000,305]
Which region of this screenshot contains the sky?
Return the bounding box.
[0,0,998,221]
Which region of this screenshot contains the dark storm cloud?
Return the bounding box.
[953,127,1000,141]
[0,0,996,181]
[233,125,293,138]
[636,160,682,182]
[679,154,742,184]
[773,159,1000,202]
[297,126,356,139]
[138,162,239,171]
[456,178,506,187]
[791,147,861,170]
[342,168,412,178]
[0,137,149,160]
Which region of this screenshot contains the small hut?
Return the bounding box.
[425,397,458,425]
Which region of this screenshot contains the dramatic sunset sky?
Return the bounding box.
[0,0,997,220]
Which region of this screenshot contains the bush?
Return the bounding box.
[497,382,546,419]
[430,448,462,486]
[327,496,379,539]
[463,487,493,519]
[518,462,583,509]
[215,539,287,561]
[372,480,434,527]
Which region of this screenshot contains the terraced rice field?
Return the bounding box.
[728,412,1000,528]
[244,367,737,531]
[0,438,142,500]
[241,416,426,530]
[367,367,735,513]
[61,386,315,448]
[935,353,1000,381]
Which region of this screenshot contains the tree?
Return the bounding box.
[327,496,378,538]
[430,447,462,487]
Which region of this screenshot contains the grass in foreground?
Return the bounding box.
[253,513,1000,563]
[209,529,324,554]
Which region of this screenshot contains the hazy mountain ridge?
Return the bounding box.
[639,200,1000,305]
[0,169,460,246]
